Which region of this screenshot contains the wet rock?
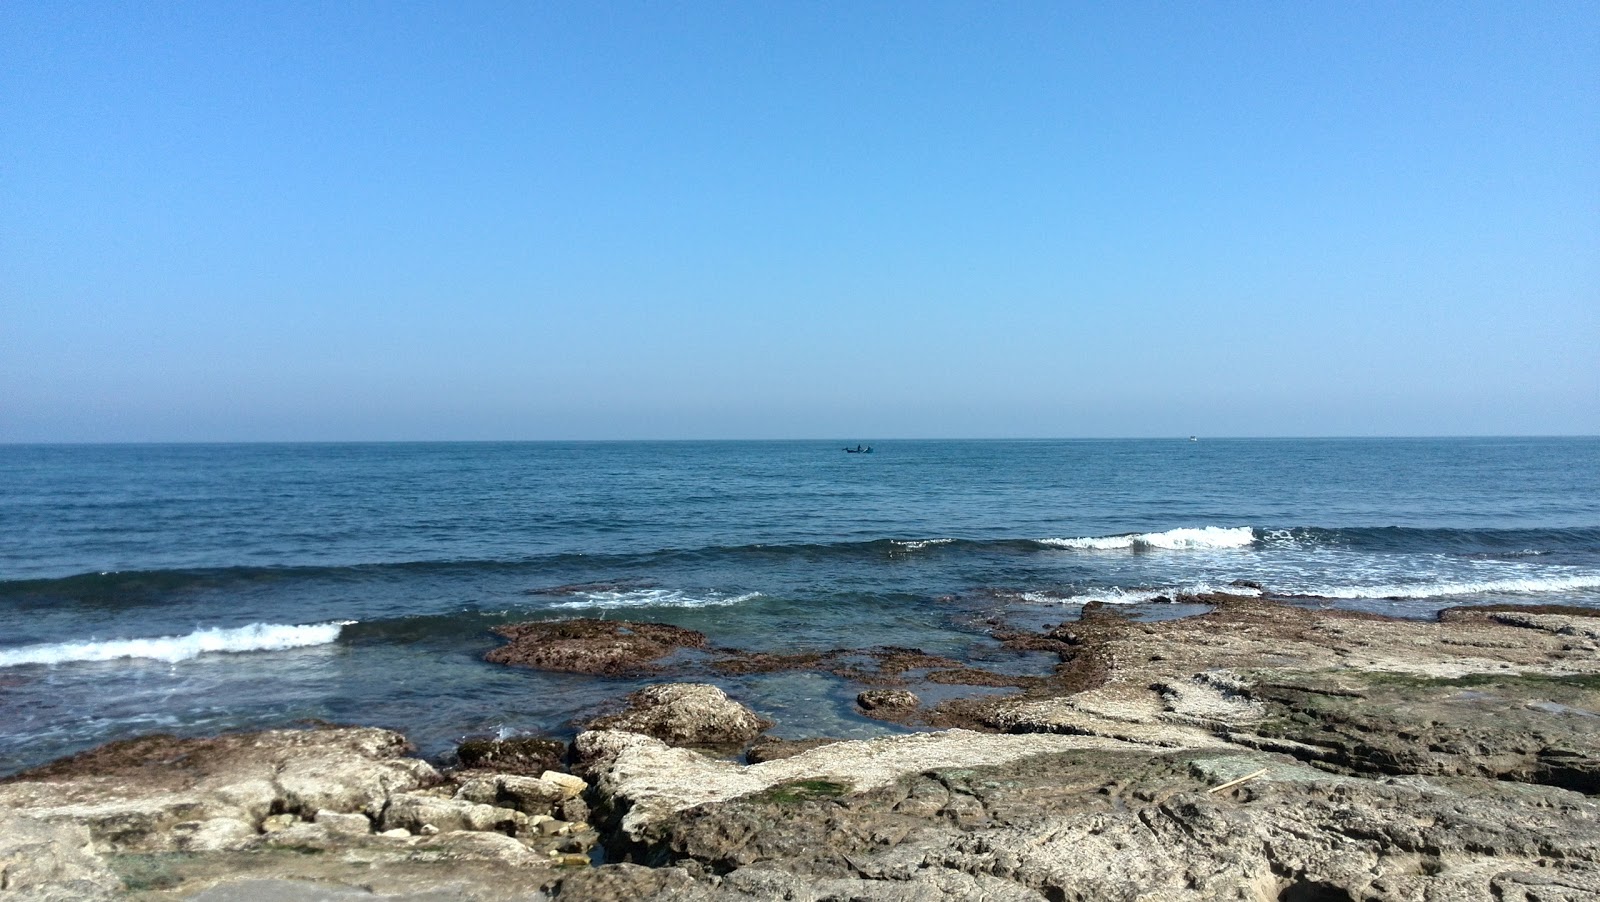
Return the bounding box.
[857,689,921,711]
[587,683,773,748]
[455,735,566,775]
[485,619,709,675]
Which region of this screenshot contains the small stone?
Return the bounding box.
[558,796,590,824]
[558,833,594,853]
[314,810,372,836]
[539,771,589,799]
[379,828,412,838]
[495,774,564,814]
[452,776,502,806]
[538,818,569,836]
[260,813,298,833]
[419,823,440,835]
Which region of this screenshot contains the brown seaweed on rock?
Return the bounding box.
[484,618,710,676]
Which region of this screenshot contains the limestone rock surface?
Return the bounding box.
[586,684,773,748]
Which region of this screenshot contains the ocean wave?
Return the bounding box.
[1040,526,1256,551]
[1293,574,1600,601]
[889,538,956,551]
[1259,526,1600,555]
[548,589,763,611]
[1006,583,1261,605]
[0,621,352,668]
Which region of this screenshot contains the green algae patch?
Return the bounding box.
[751,779,851,805]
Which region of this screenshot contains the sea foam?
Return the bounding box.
[0,621,352,667]
[1041,526,1256,551]
[1300,574,1600,601]
[1016,582,1262,605]
[549,588,762,610]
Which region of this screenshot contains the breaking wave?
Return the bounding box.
[1293,574,1600,601]
[0,621,353,667]
[1007,582,1262,605]
[547,588,763,610]
[1040,526,1256,551]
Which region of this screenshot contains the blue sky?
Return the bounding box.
[2,2,1595,440]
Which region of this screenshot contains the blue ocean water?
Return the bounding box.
[2,438,1598,774]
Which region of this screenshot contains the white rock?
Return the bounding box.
[313,809,372,836]
[170,817,257,852]
[538,771,588,800]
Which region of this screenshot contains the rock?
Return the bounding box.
[455,736,566,775]
[745,738,842,764]
[587,683,773,748]
[558,795,590,824]
[0,813,122,901]
[643,748,1600,901]
[260,813,298,833]
[0,727,437,852]
[575,727,1162,846]
[452,773,565,816]
[260,822,333,850]
[857,689,920,711]
[312,809,371,836]
[540,771,589,799]
[485,619,709,675]
[378,792,524,835]
[170,817,257,852]
[550,863,699,901]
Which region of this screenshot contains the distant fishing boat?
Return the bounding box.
[1189,436,1198,442]
[844,444,873,454]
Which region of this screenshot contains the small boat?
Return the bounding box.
[1189,436,1198,442]
[844,444,873,454]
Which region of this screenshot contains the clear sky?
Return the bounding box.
[2,2,1596,441]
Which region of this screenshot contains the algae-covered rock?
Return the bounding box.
[455,735,566,775]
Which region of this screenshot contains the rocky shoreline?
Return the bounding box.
[3,594,1598,901]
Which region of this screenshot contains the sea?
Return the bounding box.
[2,438,1598,776]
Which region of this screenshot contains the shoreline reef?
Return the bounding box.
[3,594,1598,901]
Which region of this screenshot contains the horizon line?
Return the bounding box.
[3,434,1598,447]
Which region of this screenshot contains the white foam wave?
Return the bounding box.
[1041,526,1256,551]
[890,538,955,551]
[550,589,762,610]
[1009,583,1261,606]
[1299,574,1600,601]
[0,621,352,668]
